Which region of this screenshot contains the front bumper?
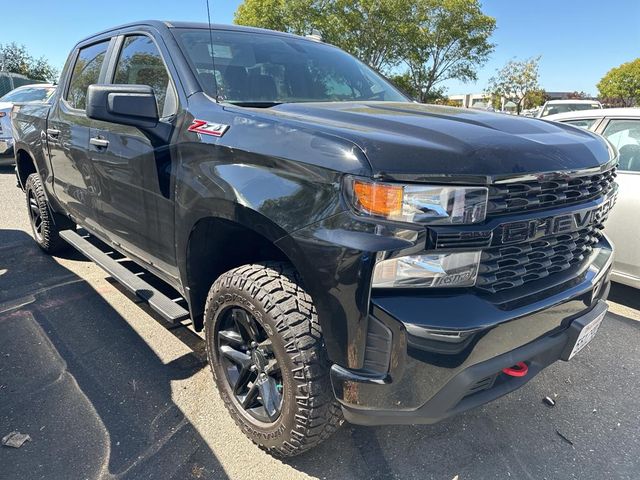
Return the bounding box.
[331,238,613,425]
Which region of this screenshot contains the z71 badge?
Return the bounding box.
[187,119,229,137]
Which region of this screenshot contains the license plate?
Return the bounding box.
[568,309,606,360]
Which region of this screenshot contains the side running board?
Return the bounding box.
[59,230,190,323]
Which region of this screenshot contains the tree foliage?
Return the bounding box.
[486,56,541,114]
[597,59,640,107]
[523,88,548,109]
[400,0,495,102]
[0,42,58,82]
[234,0,495,100]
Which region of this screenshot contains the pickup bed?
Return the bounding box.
[12,20,618,457]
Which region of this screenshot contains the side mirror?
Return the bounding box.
[86,84,159,129]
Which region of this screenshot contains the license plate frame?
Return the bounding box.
[564,305,607,361]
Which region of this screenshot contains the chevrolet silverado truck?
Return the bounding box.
[12,21,618,457]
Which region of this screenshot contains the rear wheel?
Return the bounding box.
[204,262,343,457]
[25,173,73,253]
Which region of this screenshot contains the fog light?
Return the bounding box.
[372,251,481,288]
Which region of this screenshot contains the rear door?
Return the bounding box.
[597,117,640,283]
[48,39,112,227]
[88,32,179,279]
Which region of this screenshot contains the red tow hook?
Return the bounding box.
[502,362,529,377]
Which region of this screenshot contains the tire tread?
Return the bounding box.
[204,261,343,457]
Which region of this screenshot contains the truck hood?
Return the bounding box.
[0,102,13,112]
[263,102,612,181]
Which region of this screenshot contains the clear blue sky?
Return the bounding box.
[2,0,638,96]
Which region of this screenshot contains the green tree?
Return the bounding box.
[235,0,412,71]
[234,0,318,36]
[388,73,419,99]
[597,59,640,107]
[0,42,58,82]
[486,56,541,114]
[523,88,548,110]
[234,0,496,99]
[400,0,495,102]
[321,0,414,71]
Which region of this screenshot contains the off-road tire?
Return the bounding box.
[204,262,343,457]
[25,173,73,253]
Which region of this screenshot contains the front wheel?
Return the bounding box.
[204,262,343,457]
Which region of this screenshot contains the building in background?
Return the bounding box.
[448,93,491,109]
[448,91,595,113]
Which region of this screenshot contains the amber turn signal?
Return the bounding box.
[352,180,403,217]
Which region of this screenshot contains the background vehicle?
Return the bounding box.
[0,84,55,165]
[546,108,640,288]
[537,99,602,118]
[11,21,617,456]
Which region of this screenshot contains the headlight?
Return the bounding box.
[345,177,488,225]
[372,251,481,288]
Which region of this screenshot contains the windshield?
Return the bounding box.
[173,29,407,105]
[0,86,55,103]
[541,102,601,117]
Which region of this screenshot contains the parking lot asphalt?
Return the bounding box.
[1,165,639,480]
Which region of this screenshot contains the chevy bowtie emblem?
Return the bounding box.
[187,119,229,137]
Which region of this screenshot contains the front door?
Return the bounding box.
[89,34,178,278]
[49,40,111,228]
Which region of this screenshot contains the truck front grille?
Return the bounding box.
[487,168,616,216]
[476,225,603,294]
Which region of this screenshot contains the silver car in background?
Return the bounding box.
[545,108,640,289]
[0,84,56,165]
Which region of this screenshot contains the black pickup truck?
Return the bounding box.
[12,21,618,457]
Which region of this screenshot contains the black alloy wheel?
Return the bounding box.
[27,188,44,243]
[216,306,284,423]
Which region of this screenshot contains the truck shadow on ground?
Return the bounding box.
[0,229,227,480]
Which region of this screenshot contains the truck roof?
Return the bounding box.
[76,20,307,46]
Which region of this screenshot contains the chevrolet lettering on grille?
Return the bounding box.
[499,193,617,245]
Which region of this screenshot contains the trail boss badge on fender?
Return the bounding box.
[187,119,229,137]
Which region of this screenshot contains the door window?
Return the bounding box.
[113,35,176,117]
[66,41,110,110]
[602,119,640,172]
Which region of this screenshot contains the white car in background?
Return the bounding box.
[537,99,603,118]
[0,84,56,165]
[546,108,640,289]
